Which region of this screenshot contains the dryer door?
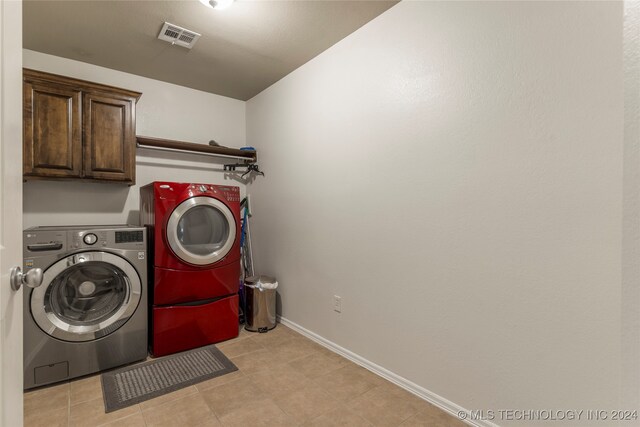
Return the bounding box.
[31,251,141,342]
[166,196,237,266]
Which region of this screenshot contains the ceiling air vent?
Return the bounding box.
[157,22,201,49]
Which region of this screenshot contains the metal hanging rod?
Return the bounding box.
[136,136,257,163]
[137,143,252,161]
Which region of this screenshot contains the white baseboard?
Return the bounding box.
[278,316,500,427]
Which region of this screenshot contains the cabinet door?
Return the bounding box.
[83,92,136,183]
[23,81,82,178]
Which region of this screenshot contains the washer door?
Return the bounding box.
[166,196,236,266]
[31,251,141,342]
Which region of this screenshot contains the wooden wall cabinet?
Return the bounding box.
[23,69,141,185]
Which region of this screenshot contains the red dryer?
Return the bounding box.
[140,182,241,356]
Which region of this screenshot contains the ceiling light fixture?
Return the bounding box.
[198,0,234,10]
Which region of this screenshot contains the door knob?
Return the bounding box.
[10,267,43,291]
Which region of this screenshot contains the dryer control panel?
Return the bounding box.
[186,183,240,203]
[217,186,240,202]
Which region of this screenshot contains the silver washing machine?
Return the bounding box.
[23,225,148,390]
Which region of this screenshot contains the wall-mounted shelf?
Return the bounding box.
[136,136,257,163]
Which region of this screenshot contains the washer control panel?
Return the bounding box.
[23,227,146,273]
[115,230,144,244]
[83,233,98,245]
[72,230,108,248]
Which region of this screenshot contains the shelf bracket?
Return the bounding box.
[223,163,265,179]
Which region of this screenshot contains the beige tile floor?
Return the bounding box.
[24,324,466,427]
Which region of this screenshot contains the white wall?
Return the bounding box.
[622,0,640,413]
[22,49,246,228]
[247,1,626,425]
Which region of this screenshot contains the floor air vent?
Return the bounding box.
[158,22,201,49]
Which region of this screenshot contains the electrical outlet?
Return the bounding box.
[334,295,342,313]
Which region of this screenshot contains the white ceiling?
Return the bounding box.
[23,0,398,100]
